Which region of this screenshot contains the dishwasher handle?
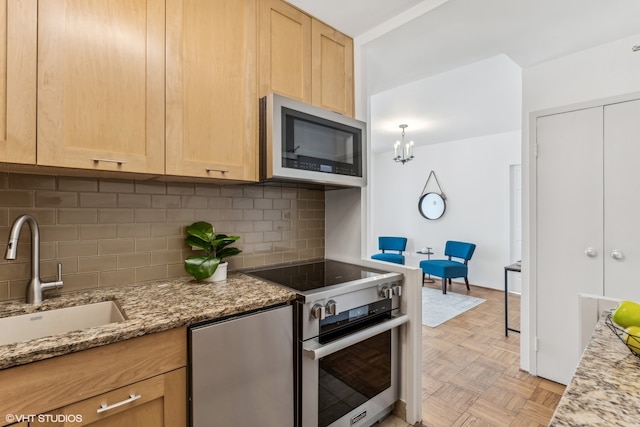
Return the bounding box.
[302,314,409,361]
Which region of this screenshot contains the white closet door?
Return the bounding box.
[536,107,604,384]
[604,99,640,301]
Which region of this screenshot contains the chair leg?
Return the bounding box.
[464,277,470,291]
[442,277,447,294]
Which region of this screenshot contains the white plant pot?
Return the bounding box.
[203,262,228,283]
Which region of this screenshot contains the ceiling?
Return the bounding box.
[286,0,427,38]
[288,0,640,152]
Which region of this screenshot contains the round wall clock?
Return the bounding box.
[418,192,446,220]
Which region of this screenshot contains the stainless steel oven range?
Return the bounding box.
[246,260,408,427]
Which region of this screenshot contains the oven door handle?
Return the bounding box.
[302,314,409,360]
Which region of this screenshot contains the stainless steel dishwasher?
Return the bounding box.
[188,304,294,427]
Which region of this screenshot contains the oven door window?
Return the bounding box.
[318,330,391,427]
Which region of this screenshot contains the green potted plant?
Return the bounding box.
[184,221,241,282]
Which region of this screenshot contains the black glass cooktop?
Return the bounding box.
[246,260,389,292]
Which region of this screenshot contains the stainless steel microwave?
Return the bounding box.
[259,93,367,188]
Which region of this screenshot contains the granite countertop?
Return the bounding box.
[550,315,640,426]
[0,273,297,370]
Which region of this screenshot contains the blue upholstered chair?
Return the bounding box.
[371,236,407,265]
[420,241,476,294]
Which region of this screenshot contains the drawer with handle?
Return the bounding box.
[31,368,185,427]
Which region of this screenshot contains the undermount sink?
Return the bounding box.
[0,301,126,346]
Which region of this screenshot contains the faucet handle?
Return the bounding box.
[54,263,63,289]
[47,263,64,290]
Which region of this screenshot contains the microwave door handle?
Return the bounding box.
[302,314,409,361]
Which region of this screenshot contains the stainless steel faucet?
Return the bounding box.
[4,214,63,304]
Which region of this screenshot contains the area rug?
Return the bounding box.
[422,287,486,327]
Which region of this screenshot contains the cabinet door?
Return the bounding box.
[37,0,165,174]
[536,107,604,385]
[258,0,311,102]
[311,19,354,117]
[604,98,640,300]
[0,0,36,164]
[31,368,186,427]
[166,0,258,181]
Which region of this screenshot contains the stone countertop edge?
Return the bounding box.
[549,314,640,426]
[0,272,297,370]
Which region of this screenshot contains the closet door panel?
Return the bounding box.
[604,98,640,300]
[536,106,604,384]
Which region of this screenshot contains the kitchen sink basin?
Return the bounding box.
[0,301,126,346]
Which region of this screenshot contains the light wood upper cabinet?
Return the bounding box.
[0,0,37,164]
[311,19,354,117]
[37,0,165,174]
[2,0,353,179]
[259,0,354,117]
[166,0,258,181]
[259,0,311,104]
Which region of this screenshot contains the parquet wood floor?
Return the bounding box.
[381,282,565,427]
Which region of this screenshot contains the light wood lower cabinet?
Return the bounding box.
[166,0,258,181]
[32,368,186,427]
[0,0,37,164]
[0,328,186,427]
[36,0,165,174]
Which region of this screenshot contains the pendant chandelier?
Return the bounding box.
[393,124,414,165]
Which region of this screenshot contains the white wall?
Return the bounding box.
[522,32,640,372]
[325,187,363,260]
[369,131,521,290]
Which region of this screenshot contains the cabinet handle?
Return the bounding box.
[97,394,141,413]
[584,247,598,258]
[91,158,127,165]
[611,250,624,260]
[205,168,229,174]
